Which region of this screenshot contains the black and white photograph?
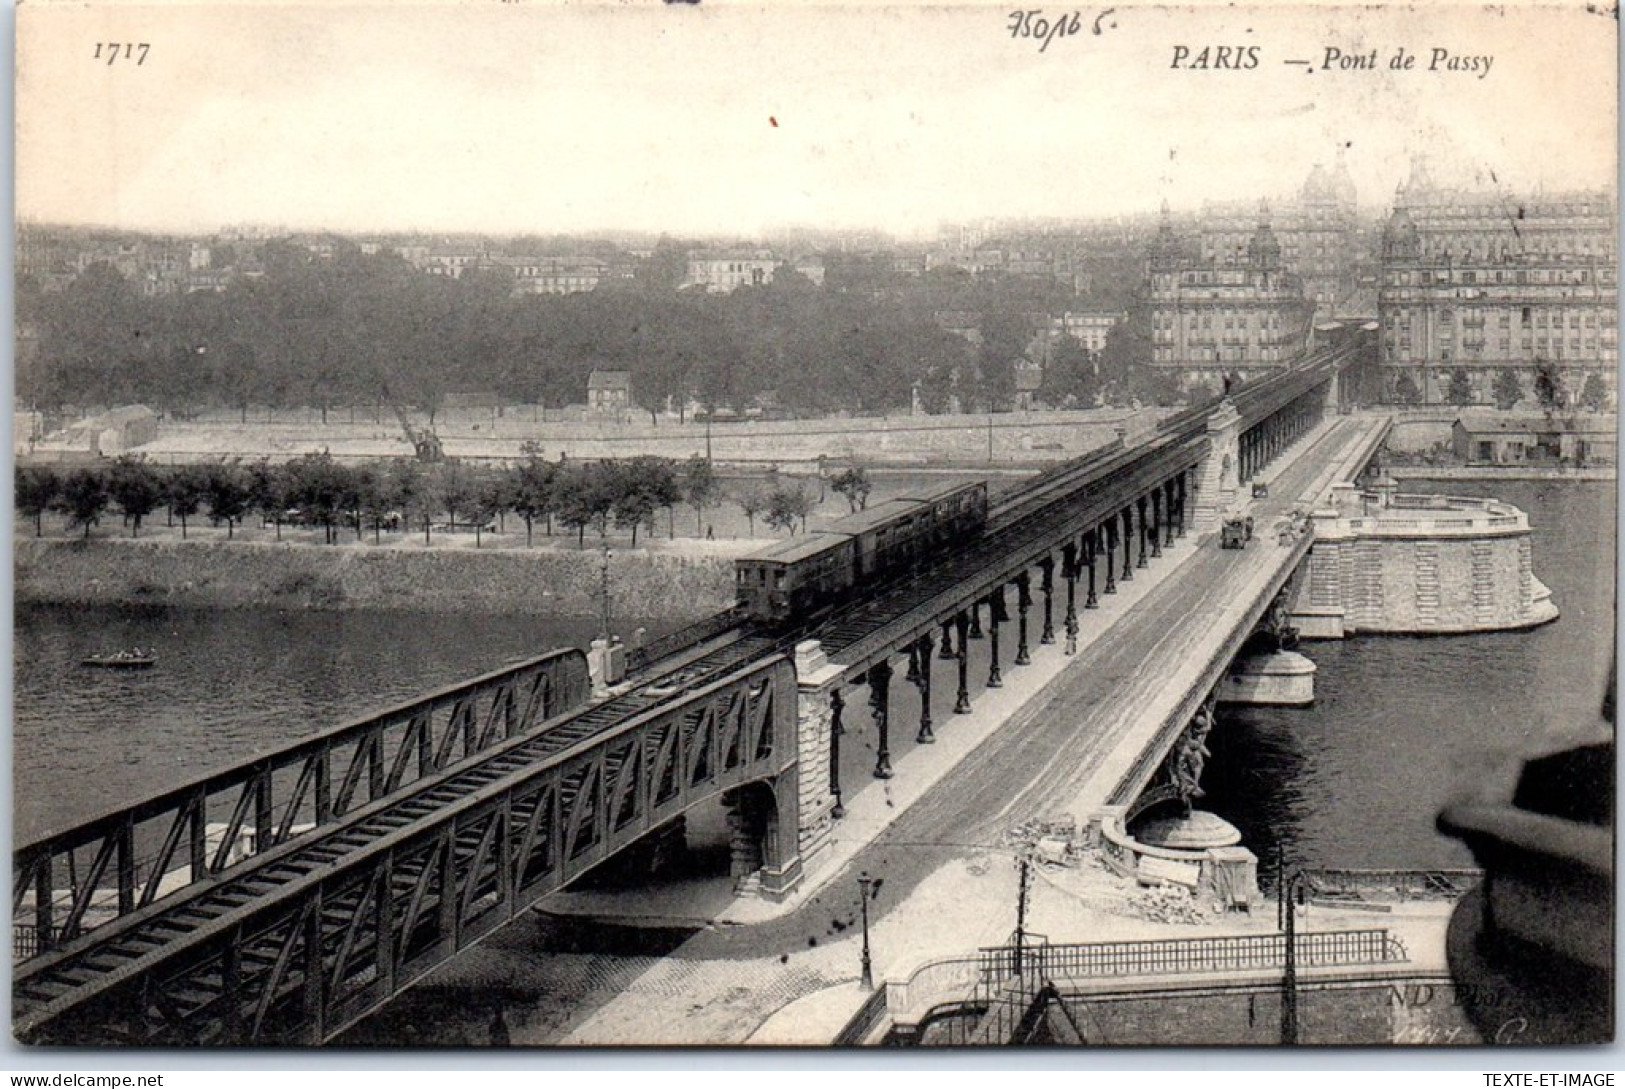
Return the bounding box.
[9,0,1617,1053]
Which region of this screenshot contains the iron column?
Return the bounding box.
[986,588,1005,688]
[829,688,845,820]
[1061,542,1079,655]
[954,611,972,714]
[1014,571,1032,666]
[1136,496,1149,568]
[1039,555,1056,645]
[1103,521,1117,595]
[869,660,893,779]
[914,633,935,744]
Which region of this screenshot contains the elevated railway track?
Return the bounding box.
[12,341,1358,1044]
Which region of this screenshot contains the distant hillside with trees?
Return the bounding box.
[19,237,1172,420]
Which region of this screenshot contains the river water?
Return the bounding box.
[1202,477,1616,871]
[13,479,1615,871]
[11,609,651,844]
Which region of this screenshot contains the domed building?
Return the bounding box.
[1196,154,1365,318]
[1148,201,1316,395]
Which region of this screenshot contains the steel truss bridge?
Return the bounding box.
[13,337,1366,1045]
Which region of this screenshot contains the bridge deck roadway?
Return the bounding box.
[383,415,1397,1048]
[901,415,1386,848]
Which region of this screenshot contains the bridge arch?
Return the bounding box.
[723,778,793,886]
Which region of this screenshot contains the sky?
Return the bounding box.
[15,1,1619,238]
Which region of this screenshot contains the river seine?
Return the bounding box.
[13,478,1614,871]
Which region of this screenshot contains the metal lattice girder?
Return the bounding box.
[13,650,592,959]
[14,655,797,1047]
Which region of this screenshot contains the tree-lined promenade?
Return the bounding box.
[14,454,880,548]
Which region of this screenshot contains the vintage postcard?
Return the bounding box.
[11,0,1616,1054]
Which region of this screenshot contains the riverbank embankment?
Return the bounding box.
[14,536,739,618]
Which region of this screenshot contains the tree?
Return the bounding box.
[1493,369,1523,411]
[1127,365,1185,407]
[436,460,478,530]
[610,464,659,547]
[765,481,813,536]
[1038,335,1099,409]
[353,464,394,543]
[1446,368,1474,406]
[15,466,59,537]
[1095,303,1155,406]
[165,464,210,540]
[1579,373,1610,413]
[831,466,872,513]
[1391,374,1423,406]
[58,468,108,538]
[384,458,434,545]
[478,473,514,536]
[464,474,503,548]
[105,456,163,538]
[283,452,348,544]
[247,459,291,541]
[1533,358,1566,414]
[554,462,615,547]
[683,454,721,535]
[733,480,771,538]
[509,454,556,546]
[203,462,252,540]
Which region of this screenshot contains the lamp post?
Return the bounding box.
[1013,854,1032,978]
[858,872,877,990]
[1278,859,1309,1046]
[597,539,614,641]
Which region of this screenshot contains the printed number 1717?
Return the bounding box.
[94,43,150,65]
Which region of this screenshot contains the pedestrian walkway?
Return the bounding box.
[537,416,1436,1047]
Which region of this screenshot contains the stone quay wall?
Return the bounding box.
[1295,490,1558,637]
[14,537,738,619]
[123,406,1158,470]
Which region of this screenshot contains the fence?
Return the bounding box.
[978,928,1406,984]
[952,928,1409,1045]
[832,987,891,1047]
[626,607,745,674]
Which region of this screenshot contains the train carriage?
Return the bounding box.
[891,480,989,552]
[735,479,992,625]
[735,532,857,624]
[825,499,933,581]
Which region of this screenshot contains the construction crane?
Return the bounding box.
[389,401,444,463]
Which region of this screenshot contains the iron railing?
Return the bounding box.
[958,927,1407,1045]
[978,928,1406,984]
[15,656,797,1046]
[626,607,746,674]
[13,648,591,958]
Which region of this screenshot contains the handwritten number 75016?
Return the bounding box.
[93,43,150,65]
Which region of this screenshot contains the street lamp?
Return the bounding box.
[1277,857,1310,1046]
[597,539,614,641]
[857,871,881,990]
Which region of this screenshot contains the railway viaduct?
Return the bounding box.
[11,339,1373,1046]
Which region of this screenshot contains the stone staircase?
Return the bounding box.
[1414,542,1440,626]
[1351,539,1384,629]
[1471,540,1496,626]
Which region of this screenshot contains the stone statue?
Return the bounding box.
[1170,703,1215,814]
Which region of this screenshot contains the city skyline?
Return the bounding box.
[18,2,1615,239]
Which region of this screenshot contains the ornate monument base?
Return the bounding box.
[1219,649,1316,706]
[1134,810,1243,851]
